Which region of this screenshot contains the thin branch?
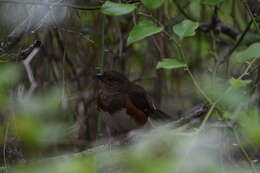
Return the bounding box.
[232,128,257,173]
[23,46,41,94]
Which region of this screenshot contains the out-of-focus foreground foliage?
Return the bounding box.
[0,0,259,172]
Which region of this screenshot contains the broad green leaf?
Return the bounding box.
[200,0,221,5]
[229,78,251,88]
[172,20,199,40]
[141,0,165,9]
[235,43,260,63]
[127,20,164,45]
[156,58,187,69]
[101,1,136,16]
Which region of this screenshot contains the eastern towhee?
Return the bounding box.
[96,71,171,137]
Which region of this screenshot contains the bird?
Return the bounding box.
[96,71,172,139]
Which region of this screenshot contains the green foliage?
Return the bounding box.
[11,156,96,173]
[200,0,221,5]
[141,0,166,9]
[0,63,21,89]
[229,78,251,89]
[238,109,260,146]
[156,58,187,69]
[0,63,21,106]
[235,43,260,63]
[223,111,232,119]
[172,20,199,40]
[202,75,250,111]
[127,20,164,45]
[101,1,136,16]
[10,88,67,149]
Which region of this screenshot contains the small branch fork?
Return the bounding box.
[22,41,42,95]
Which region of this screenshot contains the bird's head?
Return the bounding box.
[96,71,130,90]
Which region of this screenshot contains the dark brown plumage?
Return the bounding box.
[96,71,171,137]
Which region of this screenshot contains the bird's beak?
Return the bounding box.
[96,72,104,79]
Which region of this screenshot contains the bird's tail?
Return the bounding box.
[149,109,172,121]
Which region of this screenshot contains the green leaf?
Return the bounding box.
[223,112,232,119]
[235,43,260,63]
[229,78,252,88]
[101,1,136,16]
[0,63,21,88]
[200,0,221,5]
[141,0,165,9]
[127,20,164,45]
[172,20,199,40]
[156,58,187,69]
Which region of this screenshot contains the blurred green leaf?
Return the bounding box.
[13,114,66,149]
[200,0,221,5]
[0,63,21,105]
[235,43,260,63]
[156,58,187,69]
[11,157,96,173]
[172,20,199,40]
[141,0,165,9]
[127,20,164,45]
[229,78,251,88]
[101,1,136,16]
[0,63,21,88]
[202,75,249,111]
[16,88,62,115]
[238,109,260,146]
[223,112,232,119]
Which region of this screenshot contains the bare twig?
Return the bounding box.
[23,46,41,94]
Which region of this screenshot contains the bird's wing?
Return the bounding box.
[127,84,153,114]
[128,84,172,121]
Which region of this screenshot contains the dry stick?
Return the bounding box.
[0,0,101,11]
[23,47,41,95]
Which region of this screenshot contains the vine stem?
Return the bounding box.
[175,58,257,173]
[165,31,213,104]
[232,128,257,173]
